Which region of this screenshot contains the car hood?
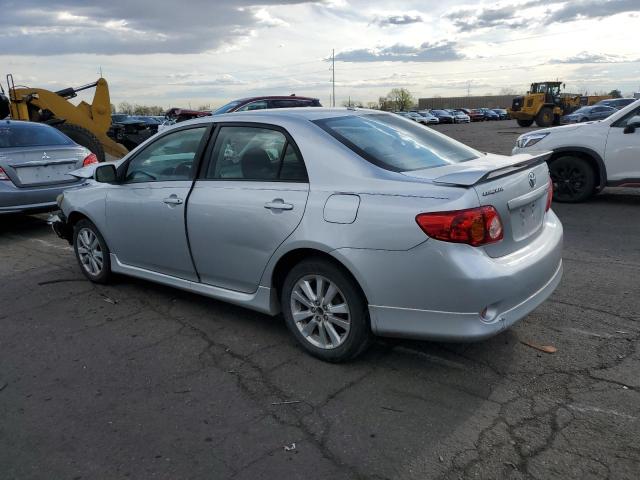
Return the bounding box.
[522,123,584,137]
[400,151,551,186]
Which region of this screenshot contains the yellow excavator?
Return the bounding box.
[2,75,128,161]
[508,81,611,127]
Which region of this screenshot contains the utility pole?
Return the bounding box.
[332,49,336,107]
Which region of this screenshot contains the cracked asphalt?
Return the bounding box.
[1,120,639,479]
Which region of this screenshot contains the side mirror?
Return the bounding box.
[95,163,117,183]
[623,116,640,134]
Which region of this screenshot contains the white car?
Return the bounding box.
[513,99,640,202]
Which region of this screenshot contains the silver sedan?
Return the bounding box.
[1,120,98,214]
[51,108,563,362]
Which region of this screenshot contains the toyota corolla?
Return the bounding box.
[51,108,563,362]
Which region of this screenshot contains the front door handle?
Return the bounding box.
[163,196,183,205]
[264,199,293,211]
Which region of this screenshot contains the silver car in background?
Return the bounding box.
[51,108,563,362]
[1,120,98,214]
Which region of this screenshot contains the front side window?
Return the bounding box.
[207,126,307,181]
[236,100,268,112]
[125,127,207,183]
[314,114,480,172]
[613,106,640,128]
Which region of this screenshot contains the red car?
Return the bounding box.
[213,95,322,114]
[459,108,485,122]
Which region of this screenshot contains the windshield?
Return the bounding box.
[573,107,593,114]
[0,123,74,148]
[313,114,480,172]
[213,100,243,115]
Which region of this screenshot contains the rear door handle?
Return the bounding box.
[163,196,183,205]
[264,199,293,211]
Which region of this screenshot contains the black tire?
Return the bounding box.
[535,107,554,127]
[73,219,112,284]
[56,123,106,162]
[549,156,596,203]
[517,118,534,127]
[281,258,372,362]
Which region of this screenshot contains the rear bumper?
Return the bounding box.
[332,210,563,342]
[49,212,73,243]
[0,181,81,214]
[369,259,562,341]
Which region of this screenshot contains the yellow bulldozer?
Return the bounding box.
[508,81,611,128]
[1,75,129,161]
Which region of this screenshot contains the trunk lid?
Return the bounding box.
[402,152,552,257]
[0,146,86,187]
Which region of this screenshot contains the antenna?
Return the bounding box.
[332,49,336,107]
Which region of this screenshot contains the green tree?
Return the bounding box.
[608,89,622,99]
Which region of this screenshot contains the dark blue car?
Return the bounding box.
[560,105,617,124]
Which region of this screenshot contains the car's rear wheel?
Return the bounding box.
[549,156,596,203]
[281,258,371,362]
[73,219,112,283]
[517,118,534,127]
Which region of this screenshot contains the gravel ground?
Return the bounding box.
[1,120,639,480]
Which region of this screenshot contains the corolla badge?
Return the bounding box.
[528,171,536,188]
[482,187,504,196]
[42,152,51,160]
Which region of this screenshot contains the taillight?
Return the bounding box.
[0,167,9,180]
[545,177,553,211]
[416,206,504,246]
[82,153,98,167]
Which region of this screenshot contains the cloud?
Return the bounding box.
[372,14,423,27]
[547,0,640,23]
[446,0,640,32]
[0,0,317,55]
[550,51,639,64]
[445,4,529,32]
[335,42,464,63]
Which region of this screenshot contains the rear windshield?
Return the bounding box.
[313,114,480,172]
[0,123,73,148]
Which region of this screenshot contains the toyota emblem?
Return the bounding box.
[528,171,536,188]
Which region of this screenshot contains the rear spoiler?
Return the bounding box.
[432,151,552,187]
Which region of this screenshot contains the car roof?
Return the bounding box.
[0,119,55,129]
[235,95,319,103]
[176,107,396,127]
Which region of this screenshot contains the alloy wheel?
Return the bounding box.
[290,274,351,349]
[76,227,103,276]
[551,165,586,201]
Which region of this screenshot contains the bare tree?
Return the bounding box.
[366,101,379,109]
[386,88,414,111]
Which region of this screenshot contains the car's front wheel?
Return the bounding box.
[549,156,596,203]
[73,219,112,283]
[281,258,371,362]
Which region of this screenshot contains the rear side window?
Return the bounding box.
[271,100,301,108]
[0,123,73,148]
[313,114,480,172]
[207,126,307,181]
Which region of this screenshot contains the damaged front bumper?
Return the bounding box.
[48,212,73,244]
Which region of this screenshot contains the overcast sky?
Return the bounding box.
[2,0,639,109]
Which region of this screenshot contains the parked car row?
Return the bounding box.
[395,108,511,125]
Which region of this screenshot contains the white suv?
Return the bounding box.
[513,99,640,202]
